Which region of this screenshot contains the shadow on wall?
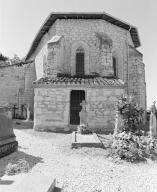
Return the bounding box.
[0,150,44,178]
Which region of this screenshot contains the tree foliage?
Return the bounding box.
[11,54,22,64]
[0,53,9,62]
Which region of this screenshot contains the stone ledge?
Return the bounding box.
[71,131,104,148]
[11,171,56,192]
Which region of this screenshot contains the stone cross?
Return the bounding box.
[79,100,88,125]
[149,101,157,138]
[26,104,31,121]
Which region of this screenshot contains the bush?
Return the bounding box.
[110,132,157,162]
[117,95,144,134]
[110,95,157,162]
[5,159,30,175]
[111,132,144,162]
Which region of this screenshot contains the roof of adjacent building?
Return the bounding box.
[26,12,141,60]
[33,74,125,88]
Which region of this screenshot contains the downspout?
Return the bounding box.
[126,26,132,95]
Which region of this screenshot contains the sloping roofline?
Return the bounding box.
[25,12,141,60]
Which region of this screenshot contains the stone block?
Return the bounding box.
[11,171,56,192]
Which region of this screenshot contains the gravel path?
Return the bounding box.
[1,123,157,192]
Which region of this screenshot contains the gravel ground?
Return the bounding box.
[0,121,157,192]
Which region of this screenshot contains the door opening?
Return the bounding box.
[70,90,85,125]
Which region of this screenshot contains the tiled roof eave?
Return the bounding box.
[33,83,126,89]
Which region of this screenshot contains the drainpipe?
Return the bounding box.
[126,26,132,95]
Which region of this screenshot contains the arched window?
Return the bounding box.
[76,47,84,75]
[112,56,117,77]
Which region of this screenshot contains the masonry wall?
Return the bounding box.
[24,62,36,116]
[34,87,124,132]
[0,65,25,106]
[128,47,146,109]
[0,63,36,117]
[87,88,124,132]
[33,19,134,82]
[34,88,70,131]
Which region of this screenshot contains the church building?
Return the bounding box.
[25,12,146,132]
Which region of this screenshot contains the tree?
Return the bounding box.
[0,53,9,62]
[0,53,10,66]
[11,54,22,64]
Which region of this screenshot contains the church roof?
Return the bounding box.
[33,75,125,88]
[26,12,141,60]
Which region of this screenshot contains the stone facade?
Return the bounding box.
[128,46,146,109]
[87,88,124,132]
[29,13,146,132]
[34,88,70,132]
[33,19,134,81]
[34,87,124,132]
[32,18,146,109]
[0,13,146,132]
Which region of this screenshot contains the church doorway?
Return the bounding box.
[70,90,85,125]
[76,47,84,75]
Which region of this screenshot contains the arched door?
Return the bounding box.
[76,47,84,75]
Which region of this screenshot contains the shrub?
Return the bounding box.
[111,132,145,162]
[110,131,157,162]
[5,159,30,175]
[117,95,144,134]
[110,95,157,162]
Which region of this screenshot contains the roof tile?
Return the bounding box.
[33,75,125,88]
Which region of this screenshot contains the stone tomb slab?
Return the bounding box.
[10,171,56,192]
[71,131,104,148]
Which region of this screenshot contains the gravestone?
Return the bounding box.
[79,100,88,126]
[26,104,31,121]
[149,101,157,138]
[114,109,124,136]
[0,104,18,158]
[78,100,92,134]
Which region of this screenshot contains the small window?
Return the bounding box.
[76,47,84,75]
[112,56,117,77]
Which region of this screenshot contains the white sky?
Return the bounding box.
[0,0,157,107]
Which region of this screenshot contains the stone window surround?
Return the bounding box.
[71,41,90,75]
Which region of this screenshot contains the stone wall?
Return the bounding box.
[87,88,124,132]
[34,88,70,131]
[34,87,124,132]
[0,63,36,117]
[128,47,146,109]
[0,65,25,106]
[24,62,36,116]
[33,19,134,81]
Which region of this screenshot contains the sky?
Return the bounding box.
[0,0,157,107]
